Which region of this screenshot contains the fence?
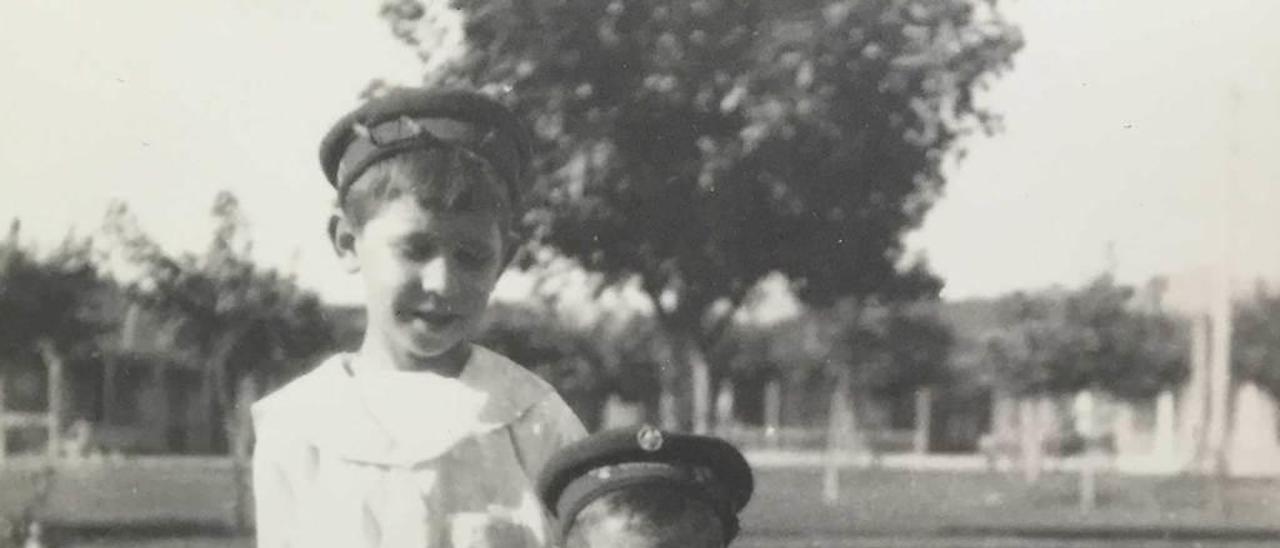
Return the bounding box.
[716,425,920,454]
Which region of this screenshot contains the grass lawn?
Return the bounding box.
[2,458,1278,544]
[58,537,1280,548]
[742,467,1280,538]
[0,459,242,528]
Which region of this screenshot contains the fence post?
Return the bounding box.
[38,339,64,460]
[913,387,932,455]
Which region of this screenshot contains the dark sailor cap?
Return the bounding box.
[537,424,754,542]
[318,88,532,204]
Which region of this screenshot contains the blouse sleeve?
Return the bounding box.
[251,411,299,548]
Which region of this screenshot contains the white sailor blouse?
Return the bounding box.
[251,345,587,548]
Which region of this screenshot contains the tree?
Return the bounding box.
[984,277,1189,492]
[986,278,1187,401]
[584,310,668,417]
[382,0,1022,431]
[1,223,108,361]
[985,291,1067,397]
[0,221,118,457]
[713,300,951,425]
[870,303,954,395]
[1233,286,1280,399]
[1059,277,1189,401]
[820,301,952,441]
[101,194,333,455]
[101,195,333,530]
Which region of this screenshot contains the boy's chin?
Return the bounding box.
[402,335,470,363]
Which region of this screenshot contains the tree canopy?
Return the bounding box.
[381,0,1022,429]
[100,192,333,451]
[0,222,116,367]
[1233,286,1280,399]
[985,277,1188,401]
[102,194,333,382]
[717,300,953,396]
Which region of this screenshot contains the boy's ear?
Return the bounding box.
[328,210,361,274]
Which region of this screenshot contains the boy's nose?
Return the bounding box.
[418,256,454,294]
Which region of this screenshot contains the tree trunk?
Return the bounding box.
[230,375,258,533]
[714,378,735,432]
[659,385,679,431]
[1019,396,1044,483]
[108,303,140,426]
[692,352,710,435]
[206,328,247,454]
[196,365,218,453]
[1076,390,1098,512]
[1236,383,1280,476]
[764,378,781,448]
[1154,390,1176,460]
[823,368,856,504]
[102,354,117,425]
[1212,380,1239,516]
[657,344,687,432]
[1180,314,1210,464]
[0,369,7,462]
[662,330,712,433]
[36,339,64,460]
[229,376,257,459]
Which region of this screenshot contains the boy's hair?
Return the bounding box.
[318,88,534,241]
[564,484,726,548]
[340,146,515,234]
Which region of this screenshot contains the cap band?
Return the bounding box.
[334,116,524,203]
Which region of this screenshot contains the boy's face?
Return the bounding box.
[567,514,722,548]
[334,195,506,365]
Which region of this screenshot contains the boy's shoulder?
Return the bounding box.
[470,345,586,448]
[251,354,349,428]
[466,344,563,414]
[469,344,555,391]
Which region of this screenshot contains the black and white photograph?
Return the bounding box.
[1,0,1279,546]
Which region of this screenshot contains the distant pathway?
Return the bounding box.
[737,537,1278,548]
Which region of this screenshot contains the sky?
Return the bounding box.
[908,0,1280,310]
[1,0,1278,310]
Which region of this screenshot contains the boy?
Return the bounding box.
[537,425,754,548]
[251,88,586,547]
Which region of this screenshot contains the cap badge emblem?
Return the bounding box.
[637,425,664,452]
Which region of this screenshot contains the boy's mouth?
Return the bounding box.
[409,309,461,328]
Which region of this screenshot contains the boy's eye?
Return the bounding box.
[455,246,493,268]
[398,241,436,261]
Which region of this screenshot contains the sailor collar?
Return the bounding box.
[253,345,552,467]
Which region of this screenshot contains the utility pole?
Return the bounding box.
[1205,85,1240,488]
